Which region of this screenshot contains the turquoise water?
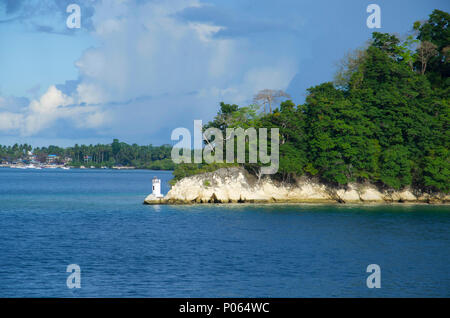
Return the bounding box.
[0,167,449,297]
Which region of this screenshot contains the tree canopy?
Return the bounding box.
[173,9,449,193]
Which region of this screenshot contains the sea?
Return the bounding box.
[0,167,449,297]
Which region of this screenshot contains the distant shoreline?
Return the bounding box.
[0,164,174,171]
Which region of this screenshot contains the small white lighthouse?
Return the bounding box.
[152,176,163,198]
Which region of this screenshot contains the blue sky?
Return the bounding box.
[0,0,449,147]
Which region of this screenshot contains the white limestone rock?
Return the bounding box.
[359,185,384,202]
[143,167,448,205]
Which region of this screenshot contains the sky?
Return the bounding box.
[0,0,449,147]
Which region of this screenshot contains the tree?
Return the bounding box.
[204,102,239,131]
[380,146,412,190]
[422,147,450,192]
[371,32,401,56]
[417,41,438,74]
[414,9,450,86]
[253,89,290,114]
[334,47,367,89]
[111,138,121,161]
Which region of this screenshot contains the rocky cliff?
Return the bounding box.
[144,167,449,204]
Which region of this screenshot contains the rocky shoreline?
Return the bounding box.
[144,167,449,205]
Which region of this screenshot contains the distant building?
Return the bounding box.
[46,155,59,164]
[84,155,92,163]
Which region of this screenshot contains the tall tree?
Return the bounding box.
[253,89,290,114]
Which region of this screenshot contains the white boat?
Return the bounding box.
[62,167,70,170]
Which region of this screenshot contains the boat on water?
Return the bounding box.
[62,167,70,170]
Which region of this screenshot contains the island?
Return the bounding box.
[146,10,449,205]
[144,167,449,204]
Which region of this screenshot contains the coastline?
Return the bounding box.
[0,164,174,171]
[144,200,450,206]
[144,167,449,205]
[144,199,450,206]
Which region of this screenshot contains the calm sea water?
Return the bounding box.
[0,167,449,297]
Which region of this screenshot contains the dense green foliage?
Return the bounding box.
[414,10,450,88]
[0,140,175,170]
[170,162,238,186]
[173,10,449,192]
[0,144,33,161]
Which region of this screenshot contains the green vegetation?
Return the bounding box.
[0,144,33,162]
[173,10,449,193]
[170,162,238,186]
[0,140,175,170]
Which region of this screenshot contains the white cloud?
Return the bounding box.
[0,112,24,131]
[29,85,74,113]
[75,110,110,129]
[74,0,297,106]
[0,0,301,140]
[189,22,224,42]
[76,83,106,104]
[22,85,75,136]
[0,85,109,136]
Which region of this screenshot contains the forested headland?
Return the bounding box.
[173,10,449,193]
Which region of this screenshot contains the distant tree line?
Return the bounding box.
[0,144,33,161]
[0,139,175,170]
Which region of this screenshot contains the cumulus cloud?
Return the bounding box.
[1,0,301,142]
[28,85,74,113]
[0,112,24,131]
[0,85,109,136]
[74,0,238,102]
[70,0,299,129]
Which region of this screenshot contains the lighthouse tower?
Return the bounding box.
[152,177,163,198]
